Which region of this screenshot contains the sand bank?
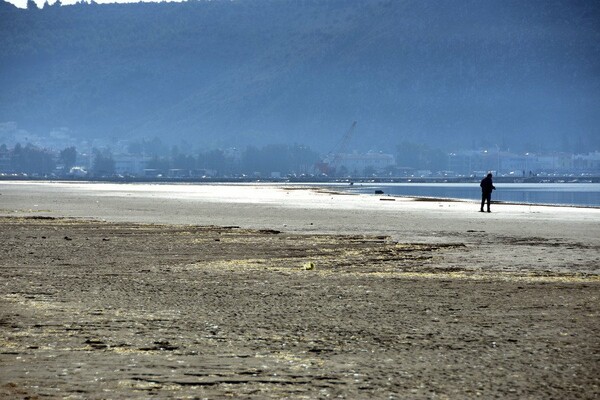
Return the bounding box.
[0,180,598,232]
[1,181,599,275]
[0,182,598,398]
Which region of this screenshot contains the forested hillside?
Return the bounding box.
[1,0,599,152]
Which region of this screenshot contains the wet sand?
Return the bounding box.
[0,182,599,399]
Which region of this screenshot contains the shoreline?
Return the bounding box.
[398,195,600,209]
[1,179,599,209]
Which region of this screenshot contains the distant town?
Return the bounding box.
[0,123,599,182]
[1,135,598,183]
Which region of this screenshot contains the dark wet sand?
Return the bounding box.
[1,215,598,399]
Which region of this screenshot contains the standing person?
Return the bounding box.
[480,173,496,212]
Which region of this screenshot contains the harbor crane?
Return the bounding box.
[315,121,357,176]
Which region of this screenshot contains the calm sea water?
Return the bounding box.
[341,183,600,207]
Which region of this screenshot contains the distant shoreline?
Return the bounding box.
[1,178,599,209]
[1,175,599,184]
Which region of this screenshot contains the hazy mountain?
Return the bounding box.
[1,0,599,153]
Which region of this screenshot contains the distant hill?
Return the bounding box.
[1,0,599,152]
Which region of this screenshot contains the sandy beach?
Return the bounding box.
[0,181,599,399]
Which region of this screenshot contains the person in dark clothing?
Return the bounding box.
[480,173,496,212]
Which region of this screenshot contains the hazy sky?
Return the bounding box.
[7,0,181,8]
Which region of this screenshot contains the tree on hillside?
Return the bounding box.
[146,155,169,172]
[241,144,319,176]
[91,148,115,177]
[42,0,61,8]
[198,149,234,176]
[172,153,196,171]
[59,146,77,171]
[11,143,56,175]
